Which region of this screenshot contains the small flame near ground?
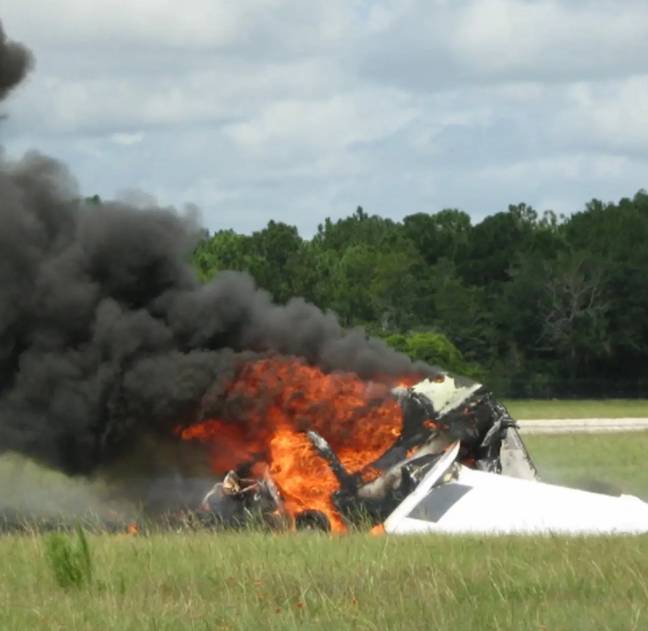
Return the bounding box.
[126,522,139,536]
[179,357,421,531]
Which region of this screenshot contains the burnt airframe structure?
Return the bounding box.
[200,374,550,532]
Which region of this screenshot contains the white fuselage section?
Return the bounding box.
[384,443,648,535]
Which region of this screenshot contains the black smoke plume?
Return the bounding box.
[0,22,423,478]
[0,22,33,102]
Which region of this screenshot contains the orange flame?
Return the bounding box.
[179,357,421,531]
[369,523,385,536]
[127,522,139,536]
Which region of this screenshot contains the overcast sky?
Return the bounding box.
[2,1,647,235]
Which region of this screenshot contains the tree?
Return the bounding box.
[428,258,493,362]
[369,244,425,331]
[538,251,610,376]
[328,244,379,326]
[384,331,482,378]
[314,206,401,252]
[248,221,304,303]
[402,209,471,265]
[193,229,257,281]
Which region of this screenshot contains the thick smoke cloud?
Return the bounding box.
[0,21,421,477]
[0,22,33,102]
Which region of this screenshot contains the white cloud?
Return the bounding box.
[2,0,647,235]
[555,76,648,152]
[110,132,144,146]
[362,0,648,88]
[6,55,351,135]
[2,0,357,54]
[225,90,415,155]
[474,154,623,183]
[452,0,645,77]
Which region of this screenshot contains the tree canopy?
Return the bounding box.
[193,191,648,397]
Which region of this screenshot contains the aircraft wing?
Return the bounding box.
[384,445,648,535]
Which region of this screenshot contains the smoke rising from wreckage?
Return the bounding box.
[0,21,423,482]
[2,20,648,536]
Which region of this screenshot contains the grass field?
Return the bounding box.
[525,431,648,500]
[504,399,648,419]
[2,426,648,629]
[1,531,647,630]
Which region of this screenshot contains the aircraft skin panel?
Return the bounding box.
[499,426,538,480]
[385,465,648,535]
[383,442,462,533]
[410,377,482,417]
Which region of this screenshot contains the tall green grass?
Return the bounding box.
[0,532,646,630]
[44,526,93,589]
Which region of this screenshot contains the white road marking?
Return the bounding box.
[516,418,648,434]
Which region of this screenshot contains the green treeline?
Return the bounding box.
[193,191,648,398]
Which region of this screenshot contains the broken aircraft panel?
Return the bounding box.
[384,443,648,535]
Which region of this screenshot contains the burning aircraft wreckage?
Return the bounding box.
[178,357,648,536]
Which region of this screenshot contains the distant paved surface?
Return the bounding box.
[517,418,648,434]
